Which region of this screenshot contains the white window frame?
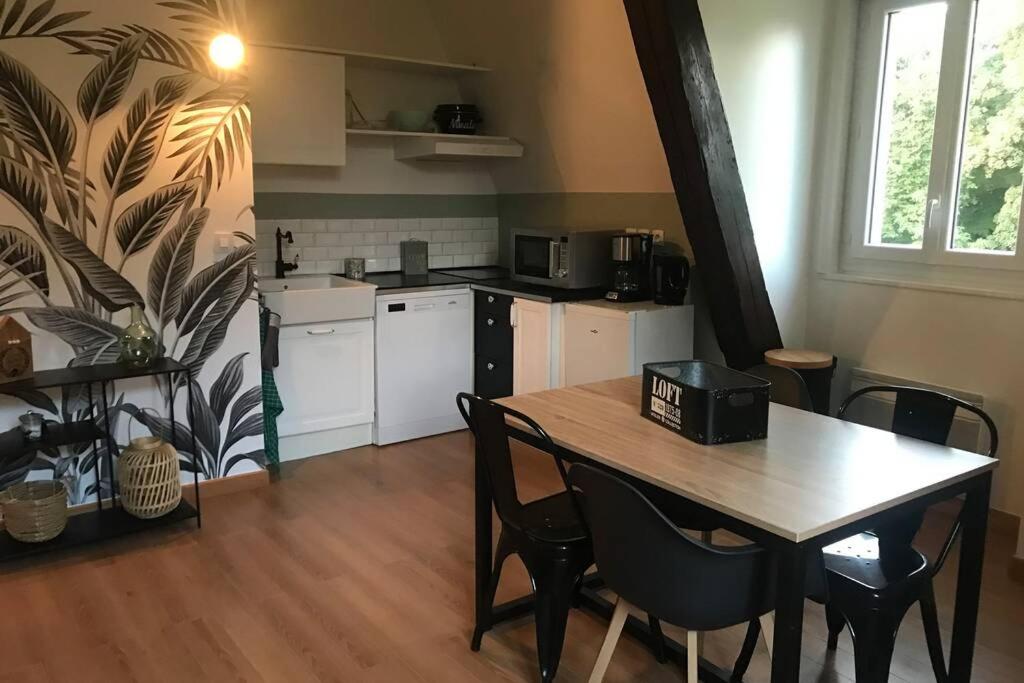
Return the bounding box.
[844,0,1024,271]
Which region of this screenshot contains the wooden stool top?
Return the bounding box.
[764,349,833,370]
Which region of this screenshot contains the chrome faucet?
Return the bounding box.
[275,227,298,278]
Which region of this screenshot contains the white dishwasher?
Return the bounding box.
[374,288,473,445]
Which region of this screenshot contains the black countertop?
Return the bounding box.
[359,267,608,303]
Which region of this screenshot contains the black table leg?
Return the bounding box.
[948,472,991,682]
[771,542,807,683]
[472,449,493,650]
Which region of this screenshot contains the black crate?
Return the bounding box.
[641,361,770,445]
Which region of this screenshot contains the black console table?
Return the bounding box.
[0,359,200,561]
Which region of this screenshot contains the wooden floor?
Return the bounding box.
[0,431,1021,682]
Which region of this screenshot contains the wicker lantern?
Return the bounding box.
[117,413,182,519]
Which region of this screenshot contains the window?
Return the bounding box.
[846,0,1024,270]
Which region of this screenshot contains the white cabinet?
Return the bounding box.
[276,319,373,460]
[562,302,694,387]
[250,46,346,166]
[513,298,557,395]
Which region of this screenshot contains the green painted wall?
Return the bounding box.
[253,193,498,219]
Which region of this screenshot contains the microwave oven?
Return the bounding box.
[511,229,615,289]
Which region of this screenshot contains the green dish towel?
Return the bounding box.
[260,307,284,470]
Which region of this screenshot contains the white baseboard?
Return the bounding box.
[279,423,373,462]
[374,414,466,446]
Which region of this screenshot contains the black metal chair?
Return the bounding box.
[824,385,998,682]
[744,363,814,411]
[457,392,593,682]
[569,463,827,683]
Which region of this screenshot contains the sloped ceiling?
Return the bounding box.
[425,0,675,195]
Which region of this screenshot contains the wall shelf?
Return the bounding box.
[0,421,105,461]
[0,501,197,563]
[347,128,524,161]
[346,128,514,143]
[251,42,489,76]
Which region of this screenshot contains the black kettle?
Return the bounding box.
[652,253,690,305]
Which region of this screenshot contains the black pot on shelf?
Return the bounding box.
[434,104,483,135]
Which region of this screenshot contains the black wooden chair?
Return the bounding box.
[457,392,593,682]
[824,385,998,682]
[744,363,814,411]
[569,463,827,683]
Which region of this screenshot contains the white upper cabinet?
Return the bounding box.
[249,46,346,166]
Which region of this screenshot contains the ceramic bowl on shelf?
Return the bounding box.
[386,110,432,132]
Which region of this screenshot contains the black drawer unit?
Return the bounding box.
[475,355,513,400]
[474,290,514,398]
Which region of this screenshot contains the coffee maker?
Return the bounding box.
[606,233,654,302]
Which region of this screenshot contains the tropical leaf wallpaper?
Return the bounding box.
[0,0,263,503]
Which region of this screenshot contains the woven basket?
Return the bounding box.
[0,481,68,542]
[117,427,182,520]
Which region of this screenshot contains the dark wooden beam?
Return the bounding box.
[624,0,782,369]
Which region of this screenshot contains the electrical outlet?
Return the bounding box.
[651,229,665,243]
[214,232,233,258]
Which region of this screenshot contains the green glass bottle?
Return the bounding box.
[119,305,159,367]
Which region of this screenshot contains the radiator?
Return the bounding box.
[846,368,988,454]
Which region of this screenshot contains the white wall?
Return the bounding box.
[247,0,496,197]
[429,0,831,348]
[801,4,1024,521]
[701,0,832,348]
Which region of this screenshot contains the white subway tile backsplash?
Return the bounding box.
[274,219,301,233]
[256,213,500,272]
[316,260,339,273]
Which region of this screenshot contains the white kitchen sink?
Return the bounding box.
[261,275,376,325]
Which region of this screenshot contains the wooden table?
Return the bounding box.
[488,377,997,682]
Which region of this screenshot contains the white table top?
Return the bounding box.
[498,377,998,543]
